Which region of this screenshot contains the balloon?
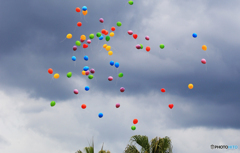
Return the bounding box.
[48,68,53,74]
[106,46,111,51]
[82,10,88,15]
[133,119,138,124]
[66,33,72,39]
[133,34,137,39]
[73,45,77,51]
[76,7,81,12]
[74,89,78,94]
[110,61,114,66]
[146,46,150,52]
[99,35,103,40]
[169,104,174,109]
[108,76,113,81]
[192,33,197,38]
[54,73,59,79]
[136,44,141,49]
[89,34,94,39]
[115,62,119,68]
[76,41,81,46]
[87,39,91,44]
[81,104,86,109]
[85,86,90,91]
[67,72,72,78]
[128,30,133,35]
[145,36,149,40]
[85,70,90,75]
[111,27,115,31]
[106,36,110,41]
[140,44,143,49]
[118,72,123,77]
[96,32,101,37]
[188,84,193,89]
[160,44,165,49]
[120,87,125,92]
[116,21,122,27]
[116,103,120,108]
[83,44,88,48]
[50,101,56,107]
[72,56,76,61]
[201,59,206,64]
[101,29,106,34]
[109,32,114,37]
[202,45,207,51]
[82,71,86,75]
[131,125,136,130]
[77,22,82,27]
[83,66,89,71]
[82,6,87,11]
[84,55,88,61]
[161,88,165,92]
[90,69,95,74]
[105,30,108,35]
[88,75,93,79]
[81,35,86,40]
[128,1,134,5]
[108,51,113,56]
[99,18,104,23]
[103,44,107,48]
[98,113,103,118]
[80,39,84,42]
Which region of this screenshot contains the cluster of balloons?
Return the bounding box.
[131,119,138,130]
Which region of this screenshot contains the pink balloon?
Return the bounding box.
[116,103,120,108]
[90,69,95,74]
[201,59,206,64]
[128,30,133,35]
[74,89,78,94]
[120,87,125,92]
[145,36,149,40]
[85,70,90,75]
[108,76,113,81]
[87,39,91,44]
[99,18,104,23]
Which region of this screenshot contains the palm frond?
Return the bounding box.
[130,135,150,153]
[124,144,140,153]
[75,150,83,153]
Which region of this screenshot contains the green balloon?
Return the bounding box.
[96,32,101,37]
[89,34,94,39]
[76,41,81,46]
[118,72,123,78]
[50,101,56,107]
[106,36,110,41]
[128,1,133,5]
[116,21,122,27]
[160,44,165,49]
[131,125,136,130]
[88,75,94,79]
[140,44,143,49]
[67,72,72,78]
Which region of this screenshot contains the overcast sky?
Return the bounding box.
[0,0,240,152]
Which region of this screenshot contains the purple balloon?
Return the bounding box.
[99,18,104,23]
[136,44,141,49]
[145,36,149,40]
[73,45,77,51]
[108,76,113,81]
[116,103,120,108]
[128,30,133,35]
[90,69,95,74]
[120,87,125,92]
[74,89,78,94]
[87,39,91,44]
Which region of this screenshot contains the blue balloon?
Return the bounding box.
[192,33,197,38]
[115,62,119,68]
[84,55,88,61]
[83,66,89,71]
[85,86,90,91]
[99,35,103,40]
[98,113,103,118]
[82,6,87,11]
[72,56,76,61]
[110,61,114,66]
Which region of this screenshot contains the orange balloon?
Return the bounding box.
[82,10,88,15]
[48,68,53,74]
[82,71,85,75]
[202,45,207,51]
[76,7,80,12]
[146,46,150,52]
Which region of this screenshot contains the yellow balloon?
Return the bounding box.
[103,44,107,48]
[82,71,85,75]
[108,51,113,56]
[81,35,86,40]
[54,73,60,79]
[66,33,72,39]
[109,32,114,37]
[106,46,111,51]
[188,84,193,89]
[202,45,207,51]
[82,10,88,16]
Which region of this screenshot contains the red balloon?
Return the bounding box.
[101,29,106,34]
[48,68,53,74]
[133,119,138,124]
[169,104,174,109]
[146,46,150,52]
[77,22,82,27]
[161,88,165,92]
[80,39,84,42]
[133,34,138,39]
[76,7,81,12]
[111,27,115,31]
[105,30,108,35]
[83,44,88,48]
[81,104,86,109]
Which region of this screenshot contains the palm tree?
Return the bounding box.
[124,135,173,153]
